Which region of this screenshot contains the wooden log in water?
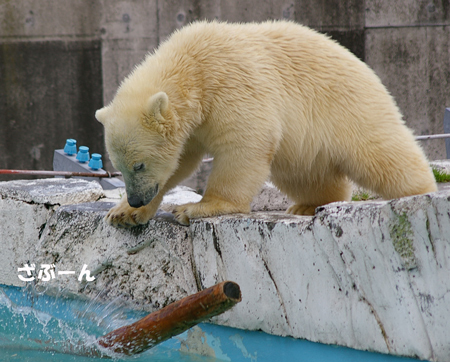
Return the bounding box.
[98,281,242,355]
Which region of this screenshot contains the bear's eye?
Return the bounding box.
[133,163,145,172]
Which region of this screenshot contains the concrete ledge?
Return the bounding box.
[0,178,104,205]
[1,178,449,361]
[192,194,450,361]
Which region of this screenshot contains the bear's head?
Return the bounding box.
[95,92,182,208]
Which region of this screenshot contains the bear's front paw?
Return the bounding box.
[105,202,155,228]
[172,203,195,226]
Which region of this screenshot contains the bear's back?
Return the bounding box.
[155,21,387,109]
[119,20,402,149]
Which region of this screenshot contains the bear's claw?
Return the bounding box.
[172,204,192,226]
[105,199,156,228]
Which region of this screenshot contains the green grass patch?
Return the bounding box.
[432,167,450,183]
[351,191,373,201]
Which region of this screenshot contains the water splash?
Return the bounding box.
[0,285,217,361]
[0,287,105,357]
[0,284,156,359]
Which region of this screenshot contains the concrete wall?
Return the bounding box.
[0,1,104,180]
[1,0,449,180]
[2,178,450,360]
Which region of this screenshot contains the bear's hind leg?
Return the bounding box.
[274,172,352,216]
[343,133,437,200]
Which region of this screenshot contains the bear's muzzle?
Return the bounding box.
[127,184,159,208]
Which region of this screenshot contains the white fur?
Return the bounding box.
[96,20,437,226]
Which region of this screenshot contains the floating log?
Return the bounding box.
[98,281,242,355]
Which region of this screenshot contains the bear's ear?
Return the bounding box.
[145,92,177,137]
[146,92,169,121]
[95,107,110,125]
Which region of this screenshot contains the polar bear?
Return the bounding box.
[95,20,437,227]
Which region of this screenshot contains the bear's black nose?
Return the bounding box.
[128,195,145,208]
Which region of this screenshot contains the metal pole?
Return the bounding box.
[0,169,122,178]
[444,108,450,159]
[415,133,450,140]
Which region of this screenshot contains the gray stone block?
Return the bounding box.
[157,0,216,43]
[98,1,158,104]
[426,26,450,139]
[365,27,448,160]
[101,38,157,104]
[0,178,104,205]
[251,182,291,211]
[215,0,281,22]
[365,0,450,27]
[0,0,101,38]
[0,40,104,180]
[98,0,157,40]
[294,0,365,29]
[324,28,365,60]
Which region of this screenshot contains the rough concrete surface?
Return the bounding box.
[1,178,450,361]
[0,39,104,180]
[365,26,450,161]
[365,0,450,27]
[0,178,104,205]
[0,179,103,289]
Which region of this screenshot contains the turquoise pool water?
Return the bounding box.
[0,285,428,361]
